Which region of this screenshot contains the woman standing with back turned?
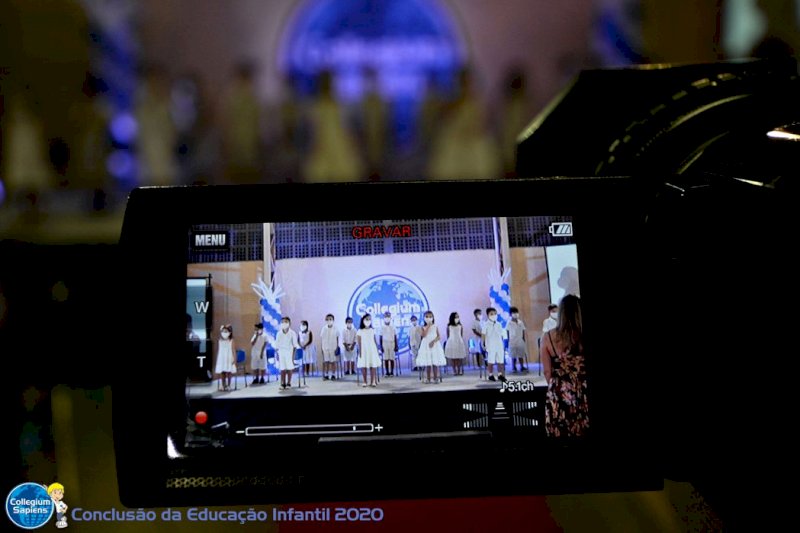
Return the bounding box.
[540,295,589,437]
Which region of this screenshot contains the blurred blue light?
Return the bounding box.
[110,112,138,145]
[106,150,136,181]
[282,0,464,101]
[281,0,466,146]
[0,180,6,206]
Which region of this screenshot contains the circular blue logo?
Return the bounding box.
[5,483,54,530]
[347,274,429,358]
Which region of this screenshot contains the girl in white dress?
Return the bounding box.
[356,314,380,387]
[417,311,446,383]
[214,325,236,391]
[445,312,468,376]
[299,320,316,376]
[275,317,300,390]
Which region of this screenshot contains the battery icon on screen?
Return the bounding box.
[549,222,573,236]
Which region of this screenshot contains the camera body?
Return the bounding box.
[114,59,795,509]
[114,177,674,507]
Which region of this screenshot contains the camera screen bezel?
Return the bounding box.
[115,178,664,507]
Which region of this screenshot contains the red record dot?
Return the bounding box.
[195,411,208,425]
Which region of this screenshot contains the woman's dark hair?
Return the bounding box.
[556,295,583,354]
[359,314,372,329]
[448,312,458,326]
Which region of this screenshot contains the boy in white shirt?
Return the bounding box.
[542,304,558,333]
[507,306,528,373]
[342,317,357,375]
[482,307,507,382]
[250,322,268,384]
[471,308,485,370]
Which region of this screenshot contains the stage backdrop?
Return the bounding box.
[189,246,553,370]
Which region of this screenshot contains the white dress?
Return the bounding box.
[214,339,236,374]
[445,325,467,359]
[416,325,446,366]
[356,328,380,368]
[299,330,317,364]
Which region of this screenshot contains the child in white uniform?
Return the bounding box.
[250,322,267,384]
[379,311,398,376]
[275,317,300,390]
[214,325,236,391]
[482,307,507,382]
[471,308,485,369]
[409,315,422,371]
[507,306,528,373]
[445,312,467,375]
[417,311,446,383]
[542,304,558,333]
[320,313,340,380]
[356,314,380,387]
[299,320,316,376]
[342,317,357,375]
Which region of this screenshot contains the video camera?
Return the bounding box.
[114,59,795,508]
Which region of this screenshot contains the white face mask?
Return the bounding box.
[221,331,230,339]
[301,325,308,332]
[454,318,460,324]
[489,315,497,322]
[281,323,289,331]
[425,317,433,324]
[326,320,333,326]
[550,312,558,320]
[476,315,482,321]
[384,318,391,324]
[364,320,371,327]
[512,313,519,319]
[347,323,353,329]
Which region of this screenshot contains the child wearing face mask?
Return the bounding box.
[356,314,381,387]
[507,306,528,373]
[471,308,485,370]
[214,325,236,391]
[482,307,507,382]
[379,311,398,377]
[320,313,340,380]
[298,320,316,376]
[409,315,422,371]
[275,317,300,390]
[445,312,467,375]
[417,311,446,383]
[250,322,268,385]
[342,317,357,375]
[542,304,558,333]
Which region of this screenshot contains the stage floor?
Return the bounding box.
[188,365,546,398]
